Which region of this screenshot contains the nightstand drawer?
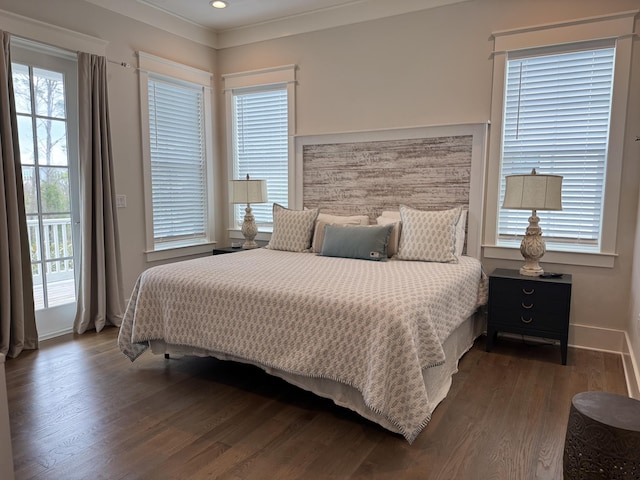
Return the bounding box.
[489,308,567,333]
[489,277,570,313]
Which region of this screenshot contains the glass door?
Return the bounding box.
[11,42,79,339]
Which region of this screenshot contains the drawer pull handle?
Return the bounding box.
[521,302,534,309]
[522,288,535,295]
[521,316,533,324]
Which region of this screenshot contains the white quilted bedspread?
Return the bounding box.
[118,248,484,442]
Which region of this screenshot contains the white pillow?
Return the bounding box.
[316,213,370,225]
[455,209,467,256]
[376,216,402,257]
[312,213,370,253]
[267,204,319,252]
[380,210,401,221]
[395,205,462,263]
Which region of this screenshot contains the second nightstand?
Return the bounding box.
[212,246,245,255]
[486,268,572,365]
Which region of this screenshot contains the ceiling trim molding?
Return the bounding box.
[0,8,108,55]
[83,0,219,48]
[217,0,469,48]
[81,0,470,50]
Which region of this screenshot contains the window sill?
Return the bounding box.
[482,245,617,268]
[229,229,272,242]
[145,242,217,262]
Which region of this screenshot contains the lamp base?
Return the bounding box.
[241,205,259,250]
[519,210,546,277]
[241,240,259,249]
[520,264,544,277]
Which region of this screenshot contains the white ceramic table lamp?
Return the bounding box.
[229,174,268,249]
[502,168,563,276]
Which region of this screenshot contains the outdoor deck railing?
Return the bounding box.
[27,217,74,285]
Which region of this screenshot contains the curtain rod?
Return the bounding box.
[107,59,133,69]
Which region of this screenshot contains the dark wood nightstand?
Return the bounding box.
[486,268,572,365]
[212,246,245,255]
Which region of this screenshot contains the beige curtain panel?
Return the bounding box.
[0,31,38,358]
[74,53,124,334]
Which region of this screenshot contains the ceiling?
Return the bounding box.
[139,0,365,31]
[82,0,470,48]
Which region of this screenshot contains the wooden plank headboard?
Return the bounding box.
[294,124,488,258]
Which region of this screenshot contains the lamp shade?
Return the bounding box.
[229,178,268,205]
[502,170,563,211]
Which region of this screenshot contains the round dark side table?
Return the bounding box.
[563,391,640,479]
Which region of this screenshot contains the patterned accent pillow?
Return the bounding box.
[267,204,319,252]
[382,208,468,257]
[395,205,462,263]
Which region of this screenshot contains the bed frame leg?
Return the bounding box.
[164,353,170,359]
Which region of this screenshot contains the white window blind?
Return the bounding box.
[232,87,288,227]
[498,45,615,251]
[148,77,207,245]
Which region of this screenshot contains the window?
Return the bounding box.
[498,44,615,251]
[223,65,296,234]
[148,77,206,245]
[232,88,288,228]
[139,53,214,260]
[484,12,635,268]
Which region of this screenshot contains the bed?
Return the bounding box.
[119,246,485,443]
[118,124,489,443]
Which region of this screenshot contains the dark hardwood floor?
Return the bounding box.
[5,327,627,480]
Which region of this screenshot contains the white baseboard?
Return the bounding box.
[569,323,640,399]
[38,327,73,342]
[623,332,640,400]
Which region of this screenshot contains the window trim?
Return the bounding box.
[138,52,215,262]
[222,65,296,242]
[483,11,636,268]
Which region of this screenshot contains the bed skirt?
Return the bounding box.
[149,310,486,440]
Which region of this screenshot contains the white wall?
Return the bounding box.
[0,0,639,356]
[217,0,640,345]
[622,0,640,399]
[0,0,219,296]
[628,126,640,396]
[629,187,640,396]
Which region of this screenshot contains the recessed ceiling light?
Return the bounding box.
[210,0,227,8]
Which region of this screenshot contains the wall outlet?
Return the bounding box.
[116,194,127,208]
